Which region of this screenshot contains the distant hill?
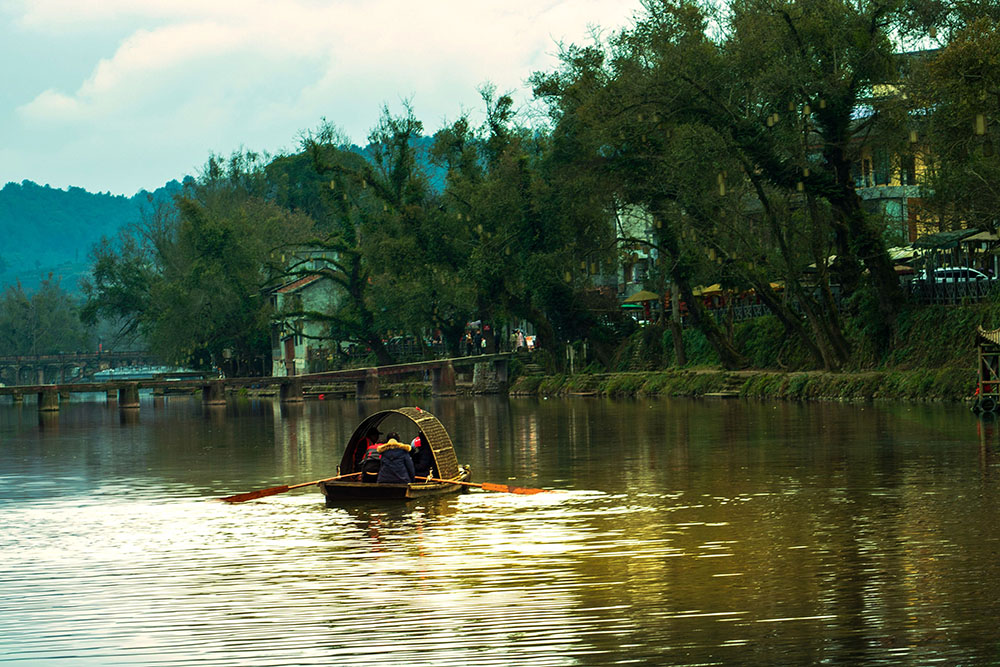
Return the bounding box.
[0,137,447,295]
[0,179,184,293]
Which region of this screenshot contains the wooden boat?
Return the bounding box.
[318,406,471,505]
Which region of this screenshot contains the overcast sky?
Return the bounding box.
[1,0,644,196]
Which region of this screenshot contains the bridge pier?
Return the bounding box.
[431,361,457,397]
[356,369,380,400]
[105,389,117,403]
[493,358,509,386]
[202,381,226,407]
[38,389,59,412]
[118,383,140,409]
[280,378,304,403]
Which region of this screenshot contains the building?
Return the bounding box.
[269,274,339,376]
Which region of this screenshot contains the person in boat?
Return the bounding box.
[357,427,382,483]
[375,432,415,484]
[410,431,434,479]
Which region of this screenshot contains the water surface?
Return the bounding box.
[2,395,999,665]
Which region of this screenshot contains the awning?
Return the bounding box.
[622,289,660,304]
[691,283,723,297]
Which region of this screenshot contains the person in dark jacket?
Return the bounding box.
[410,431,434,478]
[375,432,415,484]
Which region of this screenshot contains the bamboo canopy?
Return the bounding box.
[339,407,459,479]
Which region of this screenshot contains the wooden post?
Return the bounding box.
[279,378,304,403]
[431,361,456,397]
[118,382,140,409]
[356,369,381,400]
[38,389,59,412]
[202,380,226,407]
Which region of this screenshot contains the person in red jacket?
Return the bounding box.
[356,427,381,482]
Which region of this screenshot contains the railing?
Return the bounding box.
[904,279,997,305]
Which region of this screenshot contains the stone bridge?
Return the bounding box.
[0,353,512,412]
[0,351,160,386]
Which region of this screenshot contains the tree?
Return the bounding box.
[83,153,313,375]
[0,276,93,355]
[910,16,1000,231]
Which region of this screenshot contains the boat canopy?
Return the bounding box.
[339,407,460,479]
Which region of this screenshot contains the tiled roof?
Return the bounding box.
[977,326,1000,346]
[276,275,323,294]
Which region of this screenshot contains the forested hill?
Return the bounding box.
[0,179,184,292]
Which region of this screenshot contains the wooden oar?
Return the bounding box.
[220,472,360,503]
[416,475,551,495]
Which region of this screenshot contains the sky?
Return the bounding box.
[0,0,644,196]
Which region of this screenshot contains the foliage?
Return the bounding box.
[83,153,312,375]
[0,276,93,355]
[911,17,1000,230]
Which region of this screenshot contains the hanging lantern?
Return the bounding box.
[788,101,795,111]
[564,271,572,283]
[819,99,826,109]
[803,104,811,115]
[803,167,810,177]
[796,181,804,192]
[717,172,726,196]
[975,114,987,136]
[909,130,918,144]
[329,180,336,190]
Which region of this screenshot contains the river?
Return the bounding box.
[2,394,999,665]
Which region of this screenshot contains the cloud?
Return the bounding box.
[5,0,642,193]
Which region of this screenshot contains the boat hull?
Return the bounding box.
[318,470,470,505]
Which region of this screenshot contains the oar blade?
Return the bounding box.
[480,482,549,495]
[220,484,291,503]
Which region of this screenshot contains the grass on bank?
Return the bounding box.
[510,297,1000,401]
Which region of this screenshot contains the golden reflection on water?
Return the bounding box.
[1,397,1000,665]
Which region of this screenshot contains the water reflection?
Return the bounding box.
[1,397,999,665]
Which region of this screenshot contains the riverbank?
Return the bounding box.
[508,367,975,403]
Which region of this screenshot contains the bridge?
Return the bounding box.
[0,353,512,412]
[0,351,160,386]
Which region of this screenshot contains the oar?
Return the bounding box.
[220,472,360,503]
[415,475,551,495]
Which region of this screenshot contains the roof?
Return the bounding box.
[339,407,459,479]
[913,229,981,249]
[978,326,1000,347]
[275,274,323,294]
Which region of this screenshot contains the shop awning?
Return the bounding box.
[622,289,660,304]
